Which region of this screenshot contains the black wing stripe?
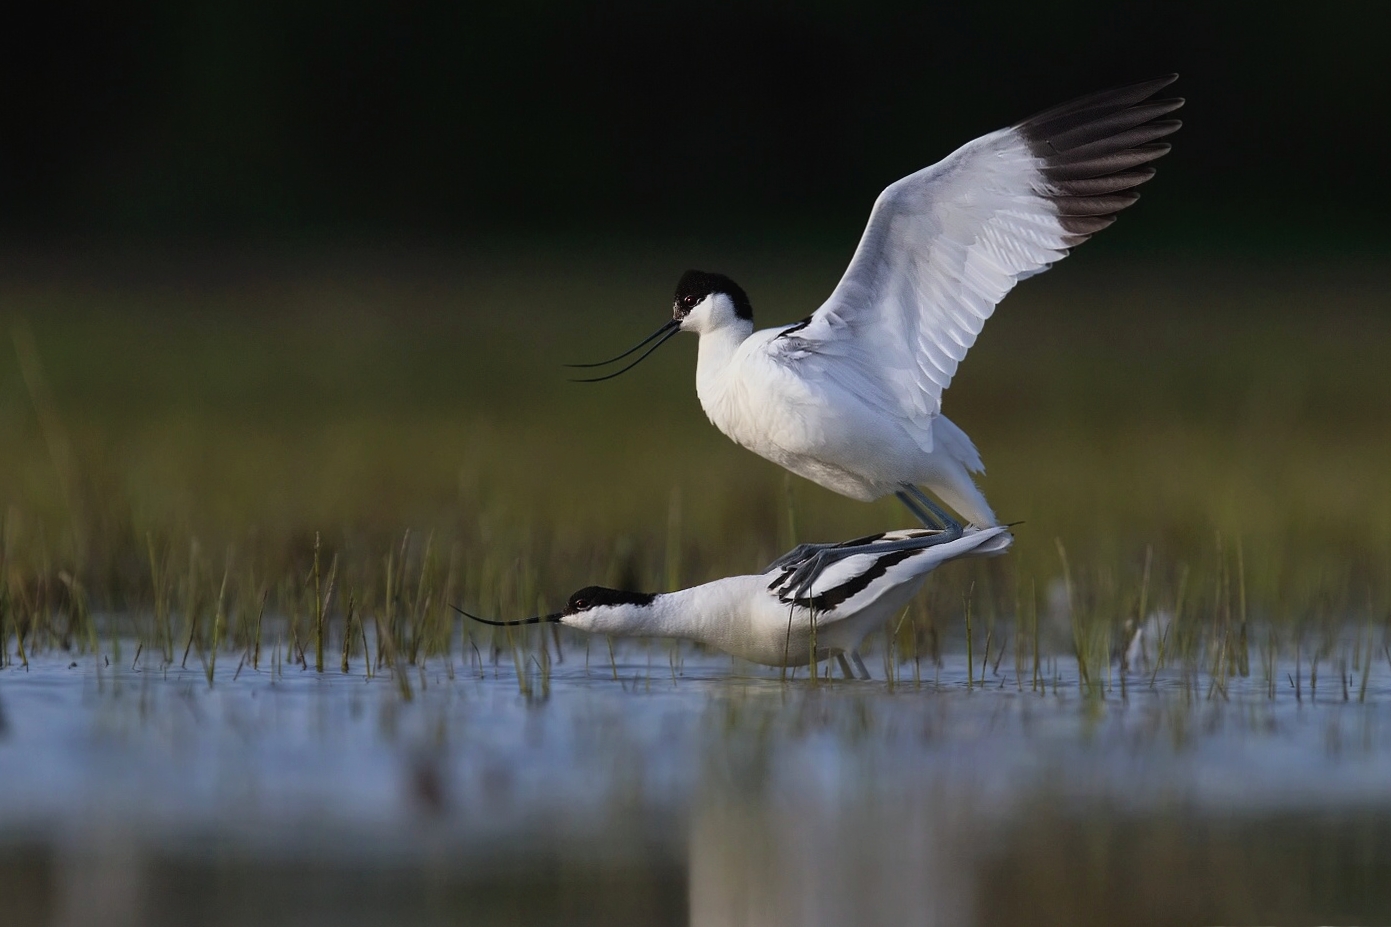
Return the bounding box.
[780,547,920,613]
[833,532,890,549]
[774,316,814,340]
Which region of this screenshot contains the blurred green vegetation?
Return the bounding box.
[0,248,1388,661]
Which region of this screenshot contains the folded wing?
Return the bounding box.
[769,527,1015,614]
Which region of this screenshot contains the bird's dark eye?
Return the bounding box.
[683,294,697,306]
[574,599,587,610]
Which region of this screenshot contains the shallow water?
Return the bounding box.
[2,639,1390,926]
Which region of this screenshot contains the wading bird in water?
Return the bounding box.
[572,76,1181,584]
[459,526,1012,680]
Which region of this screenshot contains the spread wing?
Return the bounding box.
[766,75,1182,433]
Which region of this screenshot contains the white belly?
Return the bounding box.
[728,587,914,667]
[699,359,935,502]
[690,326,997,526]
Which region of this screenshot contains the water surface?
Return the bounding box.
[3,640,1390,926]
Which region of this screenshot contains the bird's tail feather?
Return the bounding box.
[927,477,997,528]
[924,415,996,526]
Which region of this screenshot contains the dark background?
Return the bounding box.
[3,1,1387,249]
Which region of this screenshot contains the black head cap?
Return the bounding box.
[565,585,658,614]
[674,269,753,321]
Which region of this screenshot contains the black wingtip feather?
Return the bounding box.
[1057,214,1117,237]
[1013,77,1183,244]
[1053,169,1155,196]
[1016,74,1179,128]
[1052,120,1183,160]
[1042,99,1185,151]
[1042,143,1173,181]
[1051,192,1141,216]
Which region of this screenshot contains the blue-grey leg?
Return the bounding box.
[895,489,940,529]
[772,486,964,599]
[836,652,855,680]
[898,484,963,535]
[763,487,961,575]
[764,532,892,574]
[850,650,871,681]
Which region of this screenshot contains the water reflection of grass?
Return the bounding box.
[0,252,1387,681]
[980,807,1391,927]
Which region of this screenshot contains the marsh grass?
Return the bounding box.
[0,251,1388,686]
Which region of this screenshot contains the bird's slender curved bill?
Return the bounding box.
[567,319,680,382]
[451,604,561,626]
[565,319,680,368]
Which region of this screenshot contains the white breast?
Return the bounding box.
[698,331,932,502]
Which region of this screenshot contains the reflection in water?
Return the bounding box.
[1,642,1389,925]
[980,808,1391,927]
[690,796,971,927]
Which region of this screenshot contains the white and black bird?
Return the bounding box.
[460,526,1012,680]
[572,76,1182,579]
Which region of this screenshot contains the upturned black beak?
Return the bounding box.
[451,604,562,626]
[566,319,680,383]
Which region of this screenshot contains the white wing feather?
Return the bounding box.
[766,76,1183,446]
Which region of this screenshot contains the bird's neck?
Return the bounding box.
[695,320,754,394]
[626,580,750,650]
